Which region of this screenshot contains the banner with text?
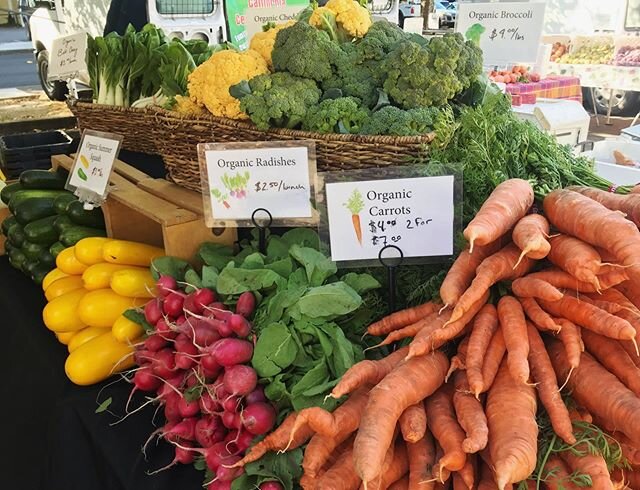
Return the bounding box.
[456,2,546,66]
[198,141,317,227]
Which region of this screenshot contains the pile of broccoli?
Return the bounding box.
[230,19,483,136]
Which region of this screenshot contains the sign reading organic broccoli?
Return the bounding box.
[224,0,310,50]
[456,2,546,66]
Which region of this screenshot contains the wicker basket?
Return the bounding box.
[154,109,435,192]
[67,100,161,155]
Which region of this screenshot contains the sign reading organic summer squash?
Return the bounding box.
[198,141,317,227]
[324,176,455,263]
[456,2,546,66]
[225,0,309,50]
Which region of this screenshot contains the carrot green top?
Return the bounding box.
[344,189,364,214]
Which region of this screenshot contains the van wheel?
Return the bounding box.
[399,12,405,28]
[37,50,68,101]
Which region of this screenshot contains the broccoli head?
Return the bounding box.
[230,72,321,131]
[465,23,486,46]
[359,106,440,136]
[302,96,369,134]
[272,21,343,82]
[355,19,407,61]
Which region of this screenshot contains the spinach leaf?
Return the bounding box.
[265,257,294,278]
[266,235,290,261]
[291,359,329,397]
[252,322,298,377]
[281,228,320,249]
[217,266,284,294]
[201,265,218,289]
[341,272,381,294]
[198,242,234,270]
[183,269,202,292]
[240,252,265,270]
[290,244,337,287]
[297,282,362,318]
[150,256,193,282]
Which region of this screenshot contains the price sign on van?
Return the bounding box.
[48,32,88,81]
[456,2,546,66]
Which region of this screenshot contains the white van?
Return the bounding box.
[28,0,227,100]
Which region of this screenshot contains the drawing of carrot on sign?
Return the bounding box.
[344,189,364,245]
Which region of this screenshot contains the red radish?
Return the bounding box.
[222,411,242,430]
[144,334,168,352]
[164,417,197,441]
[260,482,284,490]
[204,441,234,471]
[195,416,223,447]
[223,365,257,396]
[202,355,222,378]
[188,321,221,347]
[235,429,255,452]
[194,288,216,311]
[213,381,229,400]
[164,393,182,422]
[133,367,161,392]
[156,275,177,298]
[144,299,163,325]
[175,352,196,370]
[236,292,256,318]
[175,314,186,325]
[156,372,186,399]
[212,339,254,366]
[184,372,199,388]
[245,386,266,405]
[207,481,231,490]
[175,444,195,464]
[155,318,172,335]
[242,402,276,435]
[216,456,243,481]
[215,320,234,338]
[174,337,198,370]
[228,314,252,337]
[199,392,221,414]
[163,293,184,318]
[134,348,153,366]
[222,396,240,413]
[151,348,176,378]
[178,396,200,418]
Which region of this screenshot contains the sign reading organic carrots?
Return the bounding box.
[324,176,455,263]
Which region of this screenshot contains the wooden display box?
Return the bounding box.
[51,155,236,262]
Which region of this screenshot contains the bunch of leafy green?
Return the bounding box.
[383,33,483,109]
[230,72,322,131]
[302,96,370,134]
[359,105,441,136]
[230,449,303,490]
[193,228,380,414]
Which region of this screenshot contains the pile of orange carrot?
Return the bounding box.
[232,179,640,490]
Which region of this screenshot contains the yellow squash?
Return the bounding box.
[45,275,85,301]
[56,330,77,345]
[43,288,89,332]
[56,247,89,275]
[65,332,135,386]
[112,314,145,343]
[42,268,70,291]
[103,240,165,267]
[110,269,156,298]
[82,263,145,290]
[68,326,111,353]
[74,237,113,265]
[78,289,147,328]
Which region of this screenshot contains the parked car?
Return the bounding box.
[398,0,421,28]
[435,0,456,29]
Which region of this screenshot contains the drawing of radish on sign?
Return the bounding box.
[344,189,364,245]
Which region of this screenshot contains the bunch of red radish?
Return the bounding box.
[130,275,281,490]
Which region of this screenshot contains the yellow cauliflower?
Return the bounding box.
[325,0,354,15]
[173,95,208,117]
[188,50,269,119]
[310,6,337,29]
[249,21,295,70]
[325,0,372,38]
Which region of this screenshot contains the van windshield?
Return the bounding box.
[155,0,215,15]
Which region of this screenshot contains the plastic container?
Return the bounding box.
[583,140,640,186]
[0,131,73,179]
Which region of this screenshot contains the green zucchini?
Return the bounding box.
[65,200,106,228]
[23,215,59,245]
[8,190,68,213]
[38,249,56,268]
[8,248,26,270]
[22,259,40,275]
[60,226,107,247]
[1,215,17,236]
[7,224,25,248]
[22,241,46,261]
[54,215,75,233]
[19,170,68,190]
[49,241,65,258]
[54,194,76,215]
[0,182,22,205]
[14,198,58,225]
[4,240,15,254]
[31,263,52,285]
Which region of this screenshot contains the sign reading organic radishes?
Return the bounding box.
[198,141,317,227]
[324,176,455,263]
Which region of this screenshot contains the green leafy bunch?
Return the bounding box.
[302,96,370,134]
[359,105,440,136]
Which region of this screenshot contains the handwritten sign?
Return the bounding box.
[455,2,546,66]
[48,32,88,81]
[198,141,316,227]
[66,130,122,203]
[325,176,455,263]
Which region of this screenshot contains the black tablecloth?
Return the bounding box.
[0,257,203,490]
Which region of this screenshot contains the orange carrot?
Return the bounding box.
[353,351,449,484]
[519,297,560,332]
[478,461,499,490]
[481,328,507,394]
[548,234,603,288]
[616,282,640,310]
[440,241,502,307]
[497,296,530,384]
[543,189,640,285]
[567,406,592,424]
[620,340,640,367]
[407,431,436,490]
[526,322,575,444]
[331,347,408,399]
[560,446,613,490]
[511,277,563,302]
[612,468,640,489]
[457,454,476,489]
[314,439,362,490]
[464,179,534,252]
[406,310,452,359]
[399,402,427,444]
[449,243,534,324]
[433,440,452,484]
[467,304,499,397]
[581,329,640,397]
[548,340,640,445]
[425,384,467,472]
[368,302,439,337]
[542,455,579,490]
[453,370,488,453]
[388,475,410,490]
[365,441,398,490]
[374,442,409,490]
[380,312,439,348]
[555,318,582,371]
[486,361,538,490]
[595,287,640,313]
[446,337,470,381]
[453,472,469,490]
[512,214,551,267]
[539,295,637,341]
[567,185,640,227]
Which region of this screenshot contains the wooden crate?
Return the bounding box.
[51,155,236,262]
[0,205,9,256]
